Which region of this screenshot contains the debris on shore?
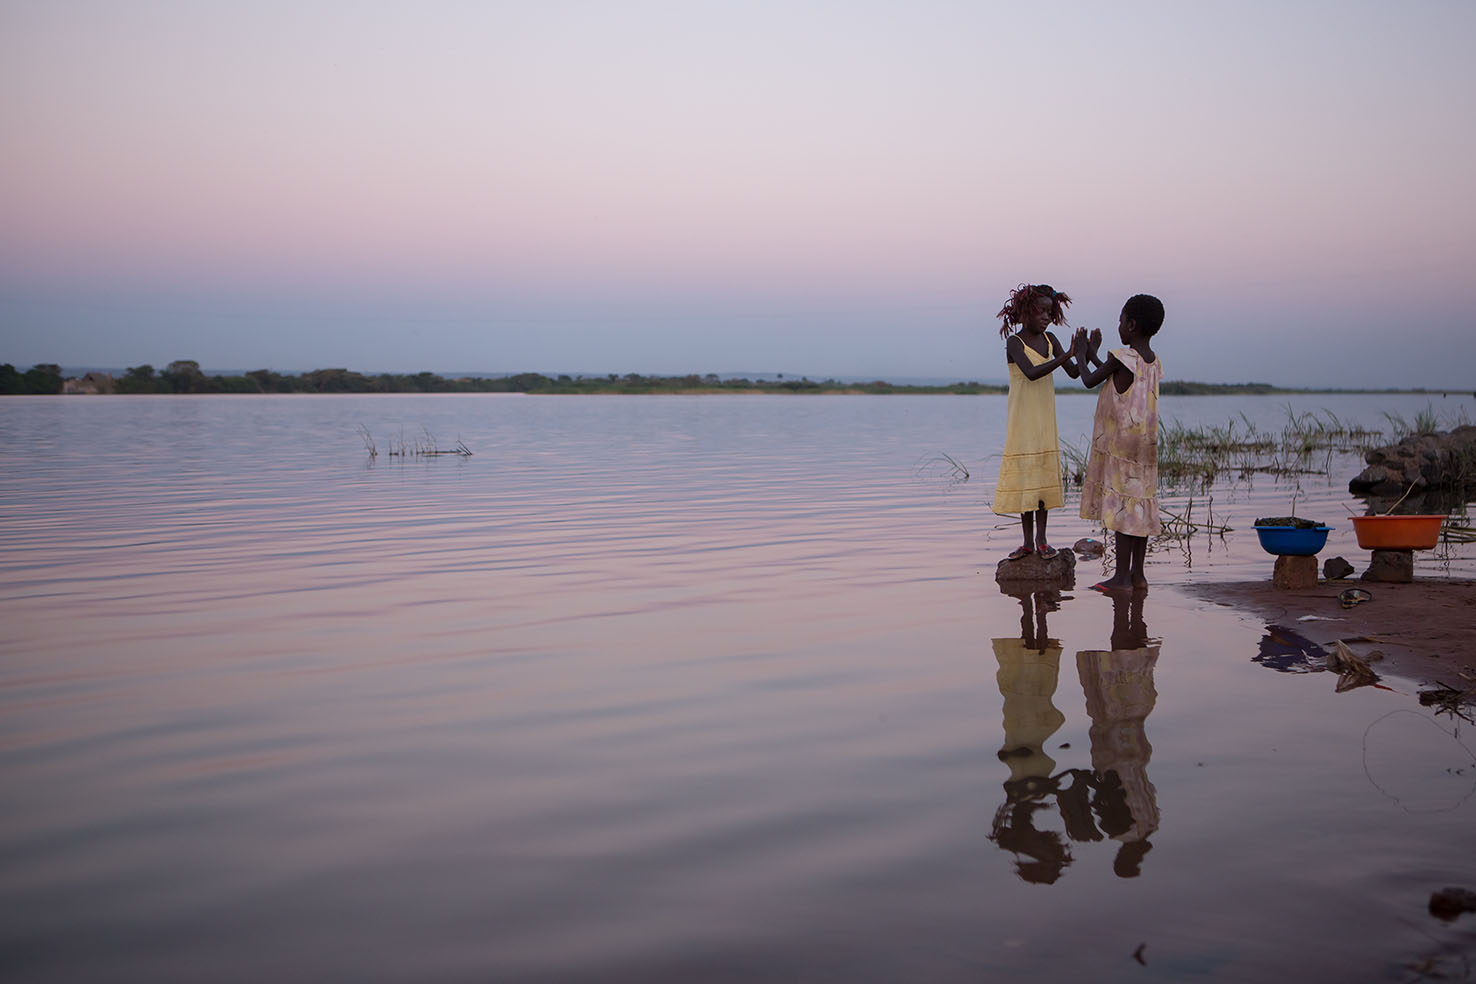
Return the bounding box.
[1429,887,1476,922]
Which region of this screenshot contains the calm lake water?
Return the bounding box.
[3,392,1475,982]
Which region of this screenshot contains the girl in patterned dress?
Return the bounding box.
[1074,294,1165,592]
[992,284,1080,561]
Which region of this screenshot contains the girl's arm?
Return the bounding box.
[1079,351,1137,393]
[1047,332,1081,379]
[1006,333,1078,381]
[1073,328,1112,387]
[1072,328,1098,380]
[1086,328,1104,367]
[1073,328,1105,370]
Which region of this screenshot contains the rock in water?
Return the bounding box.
[996,548,1076,586]
[1349,426,1476,496]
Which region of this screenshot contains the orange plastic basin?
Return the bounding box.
[1350,514,1445,550]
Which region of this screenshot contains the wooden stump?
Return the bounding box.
[1362,549,1414,583]
[1273,554,1319,590]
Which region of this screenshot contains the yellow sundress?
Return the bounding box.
[1079,348,1163,536]
[992,336,1064,515]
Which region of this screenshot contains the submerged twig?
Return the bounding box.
[364,427,472,458]
[1158,500,1232,537]
[1418,681,1476,724]
[915,451,970,486]
[1381,481,1419,516]
[1443,523,1476,544]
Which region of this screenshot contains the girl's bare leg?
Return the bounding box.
[1014,502,1053,559]
[1096,532,1139,591]
[1128,535,1149,588]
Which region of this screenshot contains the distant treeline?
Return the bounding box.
[0,361,1454,396]
[0,363,65,394]
[1159,380,1279,395]
[1,361,1004,395]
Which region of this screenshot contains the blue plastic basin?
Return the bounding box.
[1254,525,1332,556]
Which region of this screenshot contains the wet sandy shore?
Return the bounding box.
[1177,578,1476,689]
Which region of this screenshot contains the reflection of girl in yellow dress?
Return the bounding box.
[990,590,1070,883]
[994,635,1065,784]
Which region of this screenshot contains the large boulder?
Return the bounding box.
[1349,426,1476,496]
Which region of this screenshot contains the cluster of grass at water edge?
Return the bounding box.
[1379,405,1475,440]
[1057,405,1418,544]
[954,405,1475,555]
[1152,407,1387,493]
[1059,407,1382,497]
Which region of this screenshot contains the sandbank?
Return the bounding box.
[1177,578,1476,689]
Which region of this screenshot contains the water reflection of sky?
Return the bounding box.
[1,394,1473,981]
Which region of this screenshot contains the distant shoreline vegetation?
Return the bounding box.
[0,361,1465,397]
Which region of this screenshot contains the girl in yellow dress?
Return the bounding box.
[992,284,1080,560]
[1074,294,1165,592]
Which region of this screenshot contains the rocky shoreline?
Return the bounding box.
[1349,425,1476,499]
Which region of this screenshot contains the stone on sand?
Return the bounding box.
[1362,549,1414,583]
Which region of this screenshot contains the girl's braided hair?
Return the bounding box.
[996,283,1072,338]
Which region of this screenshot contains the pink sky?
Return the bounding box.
[2,1,1473,385]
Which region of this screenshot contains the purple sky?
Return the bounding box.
[2,0,1473,386]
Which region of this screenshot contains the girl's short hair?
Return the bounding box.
[996,283,1072,338]
[1122,294,1165,337]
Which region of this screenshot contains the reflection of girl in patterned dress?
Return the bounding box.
[1076,644,1159,876]
[1074,294,1166,592]
[1077,589,1159,878]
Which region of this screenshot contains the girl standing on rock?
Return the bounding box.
[993,283,1079,560]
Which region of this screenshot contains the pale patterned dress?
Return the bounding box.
[1080,348,1163,536]
[992,336,1064,516]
